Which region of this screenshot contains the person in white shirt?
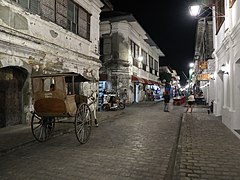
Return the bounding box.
[186,92,195,113]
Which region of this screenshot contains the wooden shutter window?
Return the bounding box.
[56,0,67,28]
[215,0,225,34]
[78,6,91,40]
[40,0,56,22]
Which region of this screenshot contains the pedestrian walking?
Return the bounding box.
[163,91,170,112]
[186,91,195,113]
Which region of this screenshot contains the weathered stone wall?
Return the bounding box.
[100,20,161,103]
[0,0,103,124]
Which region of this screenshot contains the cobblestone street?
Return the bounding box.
[2,102,240,180]
[175,111,240,180]
[0,101,183,180]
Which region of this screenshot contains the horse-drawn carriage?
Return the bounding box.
[31,72,95,144]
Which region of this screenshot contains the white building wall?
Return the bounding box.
[213,0,240,136]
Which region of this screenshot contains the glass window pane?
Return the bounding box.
[30,0,39,14]
[67,0,78,34]
[67,1,74,21]
[67,19,71,30]
[72,23,77,33]
[74,5,78,23]
[19,0,29,9]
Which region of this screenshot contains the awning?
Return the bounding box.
[131,75,145,84]
[149,80,161,86]
[142,78,152,85]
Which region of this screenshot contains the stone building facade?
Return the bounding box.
[100,12,164,103]
[0,0,105,127]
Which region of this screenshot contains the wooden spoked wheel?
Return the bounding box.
[74,103,92,144]
[31,112,55,142]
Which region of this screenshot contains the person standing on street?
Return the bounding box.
[186,91,195,113]
[163,91,170,112]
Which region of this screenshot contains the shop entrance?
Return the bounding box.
[134,83,139,103]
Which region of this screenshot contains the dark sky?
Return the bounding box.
[109,0,198,85]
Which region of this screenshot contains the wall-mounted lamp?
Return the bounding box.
[188,0,212,17]
[221,64,229,74]
[189,4,201,16]
[188,0,223,18]
[210,73,215,80]
[189,62,194,68]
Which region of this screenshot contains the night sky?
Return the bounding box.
[109,0,198,85]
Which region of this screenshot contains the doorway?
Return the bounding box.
[0,67,27,127]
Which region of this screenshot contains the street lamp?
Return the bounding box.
[189,4,201,17]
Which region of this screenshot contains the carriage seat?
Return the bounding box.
[33,89,77,117]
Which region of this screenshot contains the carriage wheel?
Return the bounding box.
[31,112,55,142]
[74,103,92,144]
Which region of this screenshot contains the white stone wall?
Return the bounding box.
[212,0,240,133]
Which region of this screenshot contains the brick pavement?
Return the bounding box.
[1,102,240,180]
[0,101,183,180]
[0,108,125,156]
[0,101,159,156]
[174,110,240,180]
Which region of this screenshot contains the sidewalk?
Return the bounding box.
[174,107,240,179]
